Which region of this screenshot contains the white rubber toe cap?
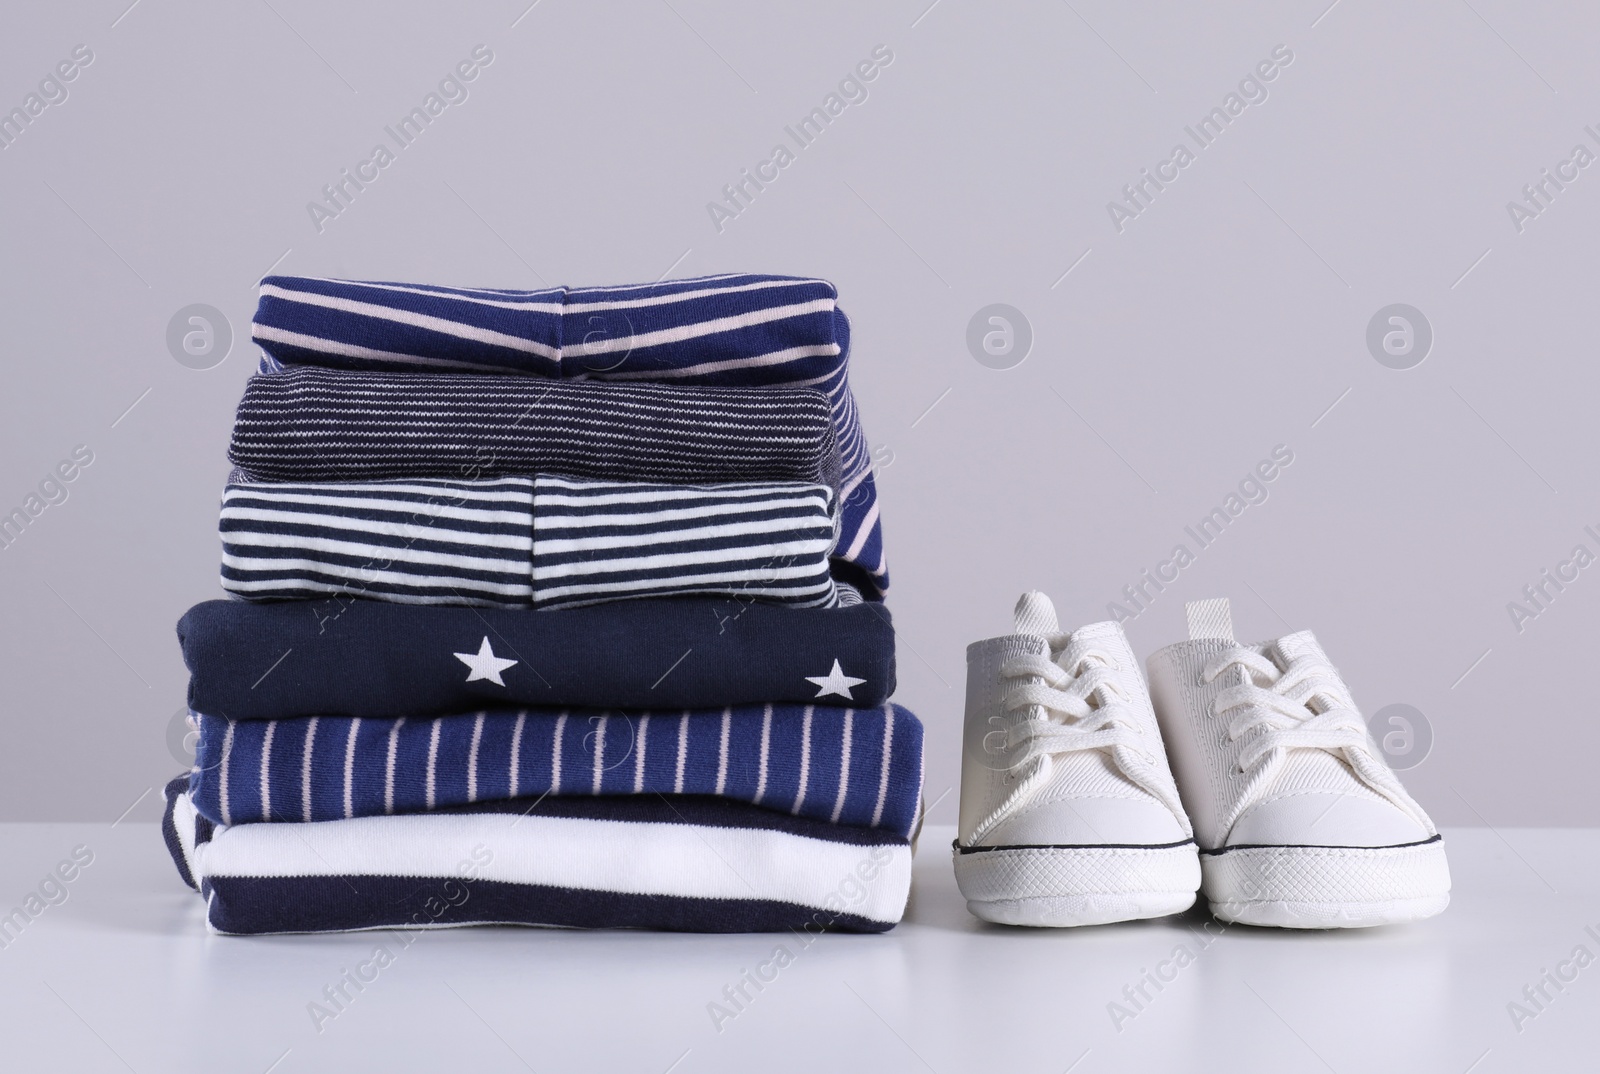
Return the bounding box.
[1228,792,1431,848]
[983,794,1189,848]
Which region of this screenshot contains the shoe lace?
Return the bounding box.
[996,647,1149,769]
[1202,648,1428,831]
[962,643,1187,846]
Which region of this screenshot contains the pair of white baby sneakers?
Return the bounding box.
[954,593,1450,929]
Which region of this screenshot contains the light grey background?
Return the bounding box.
[1,0,1595,827]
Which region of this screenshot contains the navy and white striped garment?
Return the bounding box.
[251,273,887,593]
[219,474,843,609]
[532,474,840,608]
[163,779,914,935]
[188,702,924,839]
[229,366,841,488]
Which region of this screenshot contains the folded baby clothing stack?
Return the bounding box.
[164,274,924,935]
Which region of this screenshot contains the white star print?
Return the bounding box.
[453,636,518,686]
[806,659,866,701]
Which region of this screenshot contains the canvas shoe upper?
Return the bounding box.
[953,591,1200,927]
[1146,597,1450,928]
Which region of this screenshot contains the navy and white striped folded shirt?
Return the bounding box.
[251,273,887,593]
[219,474,844,609]
[228,366,841,488]
[164,779,914,935]
[188,702,924,838]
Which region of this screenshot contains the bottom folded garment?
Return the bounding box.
[162,778,914,935]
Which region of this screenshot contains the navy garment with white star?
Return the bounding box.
[185,702,924,838]
[177,596,896,721]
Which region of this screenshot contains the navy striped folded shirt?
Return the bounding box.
[187,702,924,838]
[251,273,887,593]
[163,779,914,935]
[229,366,841,488]
[220,473,845,609]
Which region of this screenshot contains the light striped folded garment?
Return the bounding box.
[220,473,848,609]
[251,273,888,594]
[229,366,841,489]
[163,779,914,935]
[187,702,925,838]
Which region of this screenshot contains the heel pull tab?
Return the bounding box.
[1012,591,1059,636]
[1185,598,1234,641]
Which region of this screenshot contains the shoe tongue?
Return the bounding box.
[1012,591,1059,636]
[1185,598,1235,641]
[1047,748,1146,798]
[1267,749,1374,799]
[1271,630,1324,667]
[1057,620,1132,672]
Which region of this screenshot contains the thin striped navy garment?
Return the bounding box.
[250,273,887,593]
[219,474,844,609]
[187,702,925,839]
[163,779,914,935]
[228,366,841,488]
[531,474,840,608]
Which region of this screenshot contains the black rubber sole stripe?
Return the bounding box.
[1198,833,1444,856]
[953,838,1197,854]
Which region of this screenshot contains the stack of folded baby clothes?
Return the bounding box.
[163,274,924,935]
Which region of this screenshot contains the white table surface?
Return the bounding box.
[0,822,1590,1073]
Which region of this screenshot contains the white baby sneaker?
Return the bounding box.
[1146,597,1450,928]
[954,592,1200,926]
